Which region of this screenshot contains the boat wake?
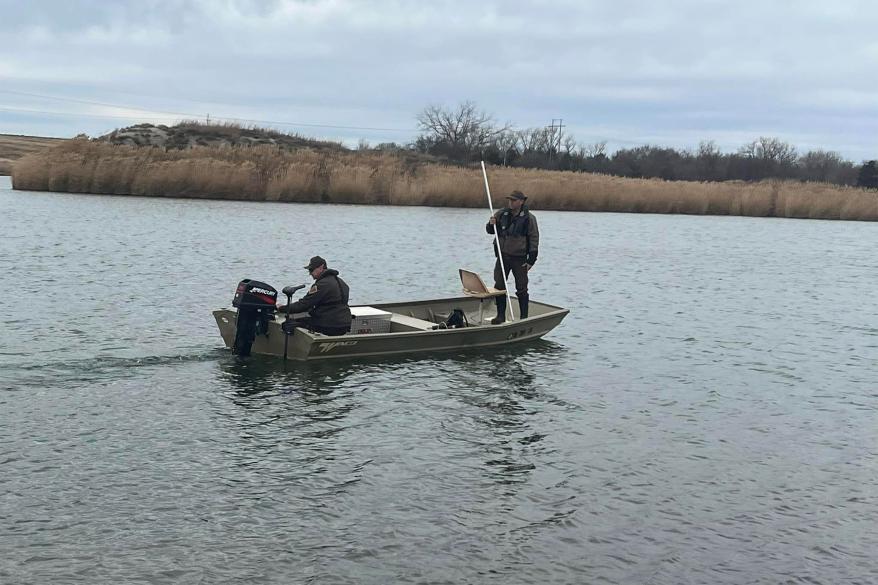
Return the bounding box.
[1,346,227,391]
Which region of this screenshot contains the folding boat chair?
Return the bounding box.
[459,268,507,324]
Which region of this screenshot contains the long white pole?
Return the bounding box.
[481,161,515,322]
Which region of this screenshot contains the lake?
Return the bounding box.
[1,175,876,584]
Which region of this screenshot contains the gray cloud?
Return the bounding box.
[1,0,876,159]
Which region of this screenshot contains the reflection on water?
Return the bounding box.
[218,339,567,398]
[215,341,573,492]
[219,354,363,397]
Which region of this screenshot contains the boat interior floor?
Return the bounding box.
[389,313,438,332]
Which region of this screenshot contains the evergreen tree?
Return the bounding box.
[857,161,878,189]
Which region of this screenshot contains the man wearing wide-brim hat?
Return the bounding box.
[276,255,352,336]
[486,190,540,323]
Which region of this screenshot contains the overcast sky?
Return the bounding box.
[1,0,876,160]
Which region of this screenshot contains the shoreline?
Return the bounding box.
[3,184,868,224]
[11,139,878,221]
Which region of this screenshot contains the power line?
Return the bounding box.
[0,89,416,133]
[0,88,649,147]
[0,89,191,117]
[0,105,179,122]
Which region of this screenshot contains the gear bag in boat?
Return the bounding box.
[432,308,469,330]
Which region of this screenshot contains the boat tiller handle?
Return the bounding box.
[282,284,305,296]
[282,284,306,362]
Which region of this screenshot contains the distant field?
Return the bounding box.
[0,134,65,175]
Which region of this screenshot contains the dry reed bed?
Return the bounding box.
[12,140,878,220]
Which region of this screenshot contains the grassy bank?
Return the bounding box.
[0,134,66,175]
[12,138,878,220]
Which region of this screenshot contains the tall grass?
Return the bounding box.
[12,139,878,220]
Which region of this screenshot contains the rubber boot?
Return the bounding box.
[491,295,507,325]
[518,293,529,319]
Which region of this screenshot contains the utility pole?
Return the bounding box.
[547,118,565,162]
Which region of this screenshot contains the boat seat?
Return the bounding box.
[459,268,507,324]
[390,314,435,331]
[459,269,505,298]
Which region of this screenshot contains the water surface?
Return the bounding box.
[1,176,877,584]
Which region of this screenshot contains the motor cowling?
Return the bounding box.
[232,279,277,356]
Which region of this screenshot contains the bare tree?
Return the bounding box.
[494,130,519,166]
[799,149,849,183]
[515,128,536,152]
[698,140,720,159]
[580,140,608,158]
[416,101,508,156]
[739,137,798,165]
[411,103,860,185]
[696,140,723,180]
[516,127,553,153]
[858,161,878,189]
[737,137,798,180]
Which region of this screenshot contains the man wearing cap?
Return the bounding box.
[276,256,352,336]
[486,190,540,324]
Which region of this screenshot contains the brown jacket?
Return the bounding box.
[486,206,540,264]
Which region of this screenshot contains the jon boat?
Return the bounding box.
[212,270,569,361]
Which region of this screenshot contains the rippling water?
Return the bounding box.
[2,175,877,584]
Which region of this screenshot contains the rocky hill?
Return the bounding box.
[3,123,352,176]
[99,122,348,153]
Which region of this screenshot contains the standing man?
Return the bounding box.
[276,255,352,336]
[486,190,540,324]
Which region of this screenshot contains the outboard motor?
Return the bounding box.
[231,279,278,356]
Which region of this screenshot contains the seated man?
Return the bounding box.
[276,256,352,336]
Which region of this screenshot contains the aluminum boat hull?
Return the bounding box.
[213,296,569,361]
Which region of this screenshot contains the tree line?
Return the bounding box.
[393,101,877,189]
